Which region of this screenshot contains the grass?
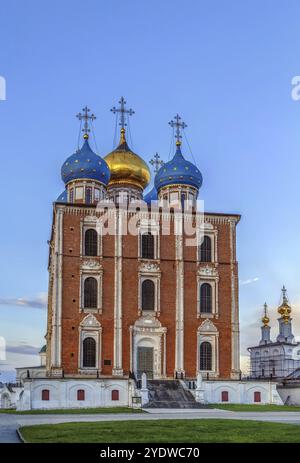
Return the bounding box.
[0,406,144,415]
[211,404,300,412]
[20,419,300,443]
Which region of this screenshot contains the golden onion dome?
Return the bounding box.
[104,129,150,190]
[262,315,270,326]
[278,301,291,317]
[277,286,292,323]
[262,303,270,326]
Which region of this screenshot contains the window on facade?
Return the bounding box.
[221,391,229,402]
[85,229,98,256]
[84,277,98,308]
[85,187,92,204]
[69,188,74,203]
[82,337,96,368]
[111,390,119,401]
[42,389,50,401]
[200,236,212,262]
[77,389,85,401]
[141,232,155,259]
[94,188,100,202]
[75,187,84,200]
[200,342,212,371]
[200,283,212,313]
[142,279,155,311]
[254,391,261,403]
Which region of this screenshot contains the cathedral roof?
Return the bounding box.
[61,138,110,186]
[144,185,158,204]
[104,128,150,190]
[56,190,67,202]
[154,142,203,192]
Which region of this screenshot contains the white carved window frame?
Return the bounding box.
[138,270,161,316]
[197,323,219,377]
[138,219,160,260]
[197,225,218,263]
[80,218,103,257]
[197,272,219,319]
[80,269,103,314]
[78,315,102,373]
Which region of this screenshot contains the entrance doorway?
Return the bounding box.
[137,346,154,379]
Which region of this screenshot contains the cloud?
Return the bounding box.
[0,292,47,310]
[240,277,259,286]
[6,343,40,356]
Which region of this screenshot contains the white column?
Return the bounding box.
[174,213,185,376]
[113,210,123,376]
[51,207,63,369]
[229,219,240,378]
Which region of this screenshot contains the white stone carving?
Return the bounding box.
[198,319,218,333]
[139,262,160,273]
[80,314,101,328]
[198,265,218,277]
[82,260,102,271]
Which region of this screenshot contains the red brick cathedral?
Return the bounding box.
[46,100,241,389]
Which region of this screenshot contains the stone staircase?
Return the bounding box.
[144,380,209,409]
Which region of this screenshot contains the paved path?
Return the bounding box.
[2,409,300,443]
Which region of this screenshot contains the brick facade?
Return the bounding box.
[46,203,240,380]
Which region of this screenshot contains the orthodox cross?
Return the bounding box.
[263,302,268,317]
[149,152,164,173]
[168,113,187,144]
[110,96,135,129]
[76,106,96,139]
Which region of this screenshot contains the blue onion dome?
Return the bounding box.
[144,185,158,204]
[154,142,202,191]
[61,136,110,186]
[56,190,67,202]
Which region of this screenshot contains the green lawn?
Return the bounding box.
[0,407,143,415]
[20,419,300,443]
[211,404,300,412]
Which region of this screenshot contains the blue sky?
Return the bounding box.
[1,0,300,380]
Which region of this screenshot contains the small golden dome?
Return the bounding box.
[262,303,270,326]
[277,286,292,322]
[262,315,270,326]
[104,129,150,190]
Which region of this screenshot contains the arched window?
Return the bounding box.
[200,342,212,371]
[85,229,98,256]
[141,232,155,259]
[111,390,119,401]
[77,389,85,401]
[200,236,212,262]
[83,337,96,368]
[42,389,50,401]
[200,283,212,313]
[84,277,97,308]
[142,280,155,311]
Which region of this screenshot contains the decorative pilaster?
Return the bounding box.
[174,213,185,377]
[51,207,63,370]
[229,218,240,378]
[113,209,123,376]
